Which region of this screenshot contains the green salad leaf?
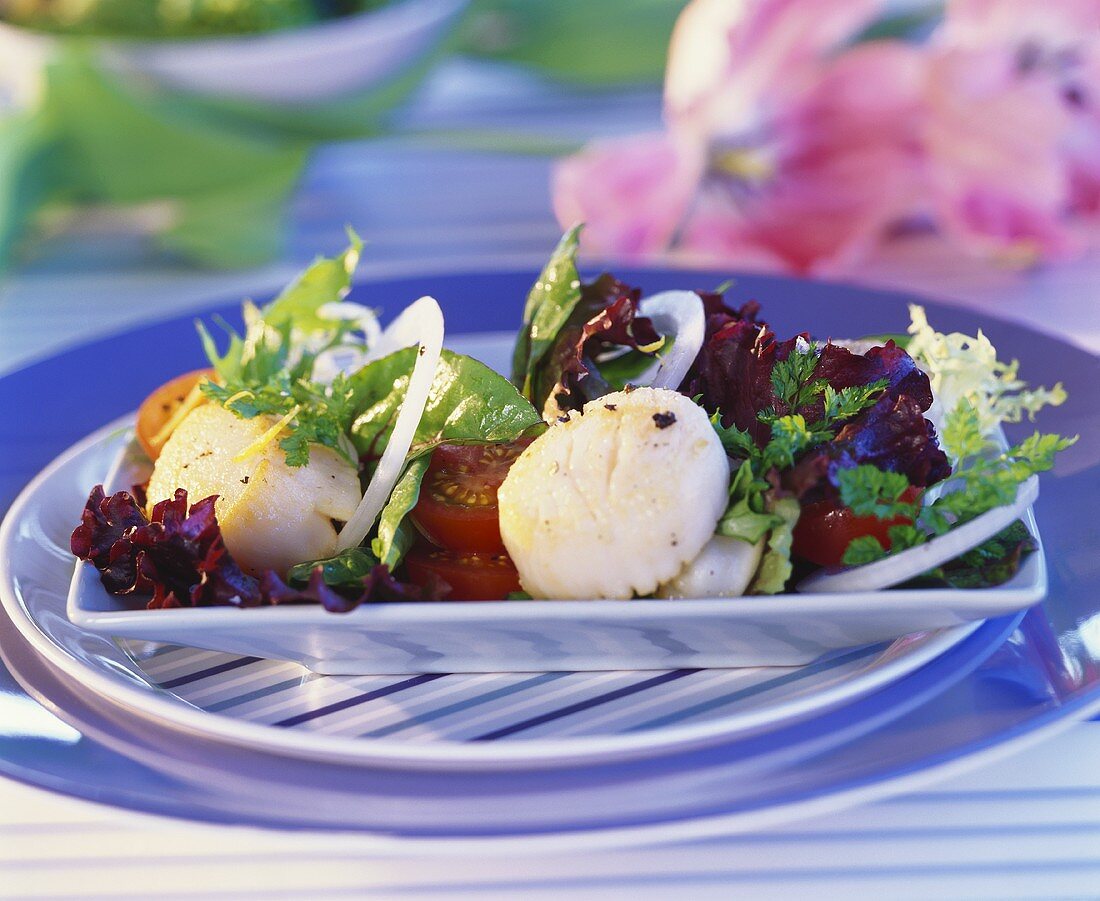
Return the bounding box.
[511,224,584,396]
[286,547,380,593]
[906,304,1067,441]
[196,237,376,466]
[904,521,1038,589]
[262,233,364,332]
[839,402,1077,568]
[350,347,545,465]
[706,370,889,591]
[716,461,783,545]
[346,347,544,570]
[371,456,431,569]
[748,497,801,595]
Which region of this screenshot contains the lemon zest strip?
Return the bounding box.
[232,405,301,462]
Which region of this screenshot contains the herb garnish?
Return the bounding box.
[840,402,1077,567]
[197,235,372,467]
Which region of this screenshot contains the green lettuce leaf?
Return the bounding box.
[906,304,1067,441]
[347,347,543,566]
[716,460,783,545]
[511,224,584,396]
[749,497,801,595]
[286,546,380,592]
[904,520,1038,589]
[262,232,364,332]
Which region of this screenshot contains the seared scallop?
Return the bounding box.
[145,403,360,576]
[498,387,729,599]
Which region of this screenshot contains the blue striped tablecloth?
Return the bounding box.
[1,59,1098,898]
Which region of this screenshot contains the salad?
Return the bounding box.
[71,228,1074,610]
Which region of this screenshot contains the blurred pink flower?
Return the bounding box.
[552,133,704,259]
[663,0,887,138]
[553,0,909,273]
[680,43,926,274]
[921,44,1078,262]
[551,0,1100,273]
[919,0,1100,262]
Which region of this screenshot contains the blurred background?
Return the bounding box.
[0,0,1097,374]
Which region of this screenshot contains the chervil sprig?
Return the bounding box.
[770,343,825,410]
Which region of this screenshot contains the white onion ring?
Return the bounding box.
[336,296,444,551]
[636,290,706,390]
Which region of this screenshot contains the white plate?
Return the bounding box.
[67,404,1046,676]
[2,416,991,770]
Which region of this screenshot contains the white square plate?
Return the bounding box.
[67,428,1046,675]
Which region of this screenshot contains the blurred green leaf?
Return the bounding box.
[0,109,59,270]
[459,0,687,87]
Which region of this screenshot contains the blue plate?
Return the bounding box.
[0,268,1097,841]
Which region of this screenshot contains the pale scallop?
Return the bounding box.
[657,534,763,599]
[498,387,729,599]
[145,403,361,576]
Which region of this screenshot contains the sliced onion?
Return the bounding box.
[636,290,706,390]
[797,475,1040,594]
[336,296,444,551]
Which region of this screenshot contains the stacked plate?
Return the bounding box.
[1,269,1098,845]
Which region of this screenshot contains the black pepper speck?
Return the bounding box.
[653,411,677,429]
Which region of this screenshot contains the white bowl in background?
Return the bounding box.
[0,0,467,105]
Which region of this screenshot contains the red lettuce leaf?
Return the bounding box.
[71,485,147,570]
[537,275,662,414]
[73,486,445,612]
[262,564,451,613]
[73,487,264,608]
[680,297,949,495]
[783,393,952,503]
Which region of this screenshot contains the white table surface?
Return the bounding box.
[1,59,1098,899]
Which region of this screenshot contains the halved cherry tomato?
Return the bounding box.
[403,541,522,601]
[135,368,215,461]
[791,486,923,568]
[409,439,532,554]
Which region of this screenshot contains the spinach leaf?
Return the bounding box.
[287,546,379,592]
[349,347,545,465]
[347,347,543,568]
[371,455,430,568]
[511,224,584,396]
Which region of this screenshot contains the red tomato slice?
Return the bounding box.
[792,486,922,568]
[403,542,523,601]
[410,440,531,554]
